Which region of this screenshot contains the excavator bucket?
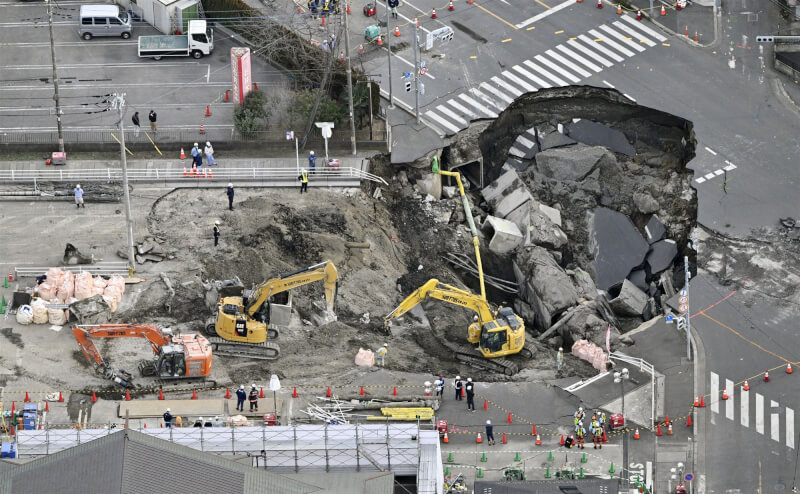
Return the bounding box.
[431,155,439,173]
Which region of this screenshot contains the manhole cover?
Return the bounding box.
[748,12,759,22]
[775,484,786,491]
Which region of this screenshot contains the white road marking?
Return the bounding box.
[458,94,497,117]
[436,105,468,126]
[389,51,437,79]
[567,39,613,67]
[578,34,625,63]
[514,64,552,88]
[556,44,603,72]
[714,169,724,176]
[480,82,514,104]
[710,372,719,414]
[545,49,592,78]
[515,0,575,28]
[724,160,737,171]
[602,80,615,88]
[598,24,646,52]
[612,21,656,47]
[756,393,764,434]
[502,70,538,92]
[624,94,636,102]
[726,379,734,420]
[424,110,461,134]
[695,177,706,183]
[469,88,504,110]
[771,400,780,443]
[509,147,526,157]
[491,76,523,96]
[704,173,715,180]
[788,407,795,449]
[515,134,536,149]
[524,59,567,86]
[447,99,478,119]
[621,14,668,41]
[704,146,717,155]
[741,388,749,428]
[380,0,432,33]
[535,54,581,83]
[588,29,635,57]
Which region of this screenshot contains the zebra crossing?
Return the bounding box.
[423,15,667,136]
[710,371,795,449]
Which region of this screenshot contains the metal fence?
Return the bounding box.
[777,52,800,73]
[14,264,129,278]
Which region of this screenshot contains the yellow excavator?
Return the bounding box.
[384,159,532,375]
[206,261,338,360]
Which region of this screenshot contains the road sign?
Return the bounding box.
[679,296,688,304]
[665,314,674,324]
[680,289,687,296]
[685,473,693,481]
[314,122,334,139]
[285,130,294,140]
[419,83,425,95]
[679,304,689,313]
[425,26,454,50]
[402,72,411,79]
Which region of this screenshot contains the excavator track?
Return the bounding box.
[208,337,280,360]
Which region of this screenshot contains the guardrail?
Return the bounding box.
[0,167,388,186]
[15,264,129,278]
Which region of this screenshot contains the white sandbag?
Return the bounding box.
[31,298,49,324]
[74,272,93,300]
[354,348,375,367]
[102,295,118,313]
[38,282,58,301]
[48,298,67,325]
[16,305,34,325]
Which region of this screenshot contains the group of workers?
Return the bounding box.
[306,0,342,17]
[161,408,223,428]
[564,406,607,449]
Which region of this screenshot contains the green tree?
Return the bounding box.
[233,89,272,133]
[289,90,343,127]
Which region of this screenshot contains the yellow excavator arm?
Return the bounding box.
[384,279,496,326]
[245,260,339,317]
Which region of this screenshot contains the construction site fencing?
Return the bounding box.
[0,167,388,186]
[14,423,436,475]
[14,264,129,278]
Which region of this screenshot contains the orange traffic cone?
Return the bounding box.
[535,434,542,445]
[158,389,165,400]
[377,36,383,46]
[700,396,706,407]
[656,424,662,436]
[298,5,303,12]
[292,387,299,398]
[207,167,213,178]
[199,123,205,134]
[358,43,365,53]
[560,434,565,446]
[394,26,400,36]
[660,4,666,15]
[532,424,537,435]
[180,147,186,160]
[91,391,97,403]
[461,387,465,398]
[254,82,258,90]
[743,380,750,391]
[686,414,692,427]
[676,0,682,9]
[321,16,326,26]
[393,387,398,396]
[685,25,689,37]
[58,391,64,402]
[225,90,230,102]
[10,402,15,413]
[483,399,489,410]
[125,390,131,401]
[765,370,770,382]
[788,363,793,374]
[507,412,513,423]
[415,17,419,27]
[191,389,198,400]
[443,432,449,443]
[722,388,729,400]
[665,415,670,425]
[617,3,622,14]
[225,387,231,399]
[501,432,508,444]
[596,0,602,8]
[694,31,698,42]
[577,0,582,3]
[694,395,700,407]
[9,425,14,436]
[636,8,642,19]
[7,269,14,282]
[205,105,212,117]
[449,0,454,10]
[602,429,608,443]
[326,386,332,397]
[45,401,50,412]
[259,387,265,398]
[667,424,673,435]
[476,432,483,443]
[183,165,188,176]
[634,428,640,439]
[431,8,436,18]
[24,392,30,403]
[347,2,351,14]
[360,385,365,396]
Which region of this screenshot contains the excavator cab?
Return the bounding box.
[155,346,186,377]
[476,308,526,358]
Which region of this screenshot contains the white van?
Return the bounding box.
[79,5,132,40]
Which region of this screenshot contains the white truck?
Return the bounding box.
[138,20,213,60]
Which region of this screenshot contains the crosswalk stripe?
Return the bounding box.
[578,34,625,62]
[545,49,592,77]
[771,400,780,443]
[515,134,536,149]
[621,14,667,41]
[725,379,734,420]
[480,82,514,104]
[534,54,580,83]
[524,59,568,86]
[509,147,527,158]
[436,105,468,126]
[613,20,656,47]
[788,408,795,449]
[588,29,635,57]
[756,393,764,434]
[556,44,603,72]
[491,76,523,97]
[567,39,613,67]
[710,372,719,414]
[514,64,552,88]
[741,388,749,428]
[469,88,504,110]
[424,110,461,134]
[502,70,538,92]
[447,99,478,119]
[458,94,497,117]
[598,24,645,52]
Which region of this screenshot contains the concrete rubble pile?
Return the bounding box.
[117,236,169,264]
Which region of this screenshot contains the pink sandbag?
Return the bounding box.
[38,282,58,301]
[103,285,123,304]
[56,271,75,302]
[92,276,108,289]
[74,272,93,300]
[571,339,610,372]
[106,274,126,297]
[46,267,65,288]
[354,348,375,367]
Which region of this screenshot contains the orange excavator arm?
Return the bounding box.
[72,323,172,372]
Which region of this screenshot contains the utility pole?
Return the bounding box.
[413,22,420,124]
[111,94,137,274]
[342,9,357,155]
[385,1,394,109]
[684,256,692,361]
[46,0,65,153]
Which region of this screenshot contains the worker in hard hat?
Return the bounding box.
[236,384,247,412]
[308,150,317,175]
[74,184,85,209]
[213,220,221,247]
[249,384,259,412]
[376,343,388,366]
[298,168,309,194]
[226,183,235,211]
[204,141,216,166]
[453,375,463,401]
[163,408,173,428]
[465,378,475,412]
[485,420,495,445]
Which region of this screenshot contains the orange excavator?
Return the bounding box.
[72,323,213,389]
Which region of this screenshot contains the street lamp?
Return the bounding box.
[614,368,630,482]
[670,462,685,493]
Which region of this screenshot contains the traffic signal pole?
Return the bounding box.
[413,22,420,124]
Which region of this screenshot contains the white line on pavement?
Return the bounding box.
[612,20,656,47]
[425,110,461,134]
[714,169,724,176]
[598,24,645,52]
[567,39,613,68]
[458,93,497,117]
[771,400,780,443]
[502,70,538,92]
[788,407,795,449]
[556,44,603,72]
[578,34,625,63]
[620,14,667,41]
[491,76,523,96]
[624,93,636,102]
[695,177,706,183]
[704,146,717,155]
[545,49,592,78]
[726,379,734,420]
[447,99,478,119]
[756,393,764,434]
[469,88,504,110]
[704,173,715,180]
[479,82,514,104]
[741,388,749,428]
[379,0,432,33]
[588,29,635,57]
[710,372,719,414]
[515,64,552,88]
[602,80,615,88]
[534,54,578,83]
[515,0,575,29]
[515,134,536,149]
[436,105,467,125]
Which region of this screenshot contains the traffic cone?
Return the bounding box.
[449,0,454,10]
[596,0,602,8]
[9,425,14,436]
[415,17,419,27]
[788,363,794,374]
[8,269,13,282]
[203,168,208,179]
[686,414,692,427]
[765,370,770,382]
[477,467,484,478]
[667,424,673,435]
[254,82,258,90]
[447,452,454,462]
[548,450,554,461]
[125,390,131,401]
[481,451,487,461]
[694,31,698,42]
[609,462,615,474]
[91,391,97,403]
[158,389,165,400]
[292,387,299,398]
[321,16,326,26]
[191,389,198,400]
[532,424,537,435]
[676,0,682,9]
[545,466,551,478]
[656,424,662,436]
[326,386,332,398]
[685,25,689,37]
[743,380,750,391]
[536,434,542,445]
[208,168,213,178]
[359,385,365,396]
[392,387,397,396]
[58,392,64,402]
[660,3,666,15]
[636,8,642,19]
[443,432,449,443]
[581,452,587,463]
[180,147,186,160]
[297,5,302,12]
[602,429,608,443]
[694,395,700,407]
[347,2,351,14]
[634,428,640,439]
[259,387,265,398]
[11,401,15,413]
[199,123,205,134]
[24,392,30,403]
[394,26,400,36]
[700,395,706,407]
[483,399,489,410]
[225,387,231,399]
[559,434,565,446]
[225,90,230,102]
[665,415,670,425]
[507,412,513,423]
[359,43,365,53]
[502,432,507,444]
[461,387,465,398]
[431,8,436,18]
[722,388,728,400]
[579,466,585,478]
[45,401,50,412]
[476,432,483,443]
[183,165,188,176]
[617,3,622,14]
[205,105,212,117]
[515,452,521,461]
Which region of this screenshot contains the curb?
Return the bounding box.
[635,3,720,49]
[690,297,707,494]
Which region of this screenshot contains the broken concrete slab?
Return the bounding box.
[538,204,562,227]
[609,279,648,317]
[589,207,649,291]
[535,145,612,183]
[539,132,576,151]
[494,187,534,219]
[633,191,660,214]
[482,216,524,254]
[627,269,648,293]
[566,119,635,157]
[482,168,521,206]
[646,239,678,274]
[526,209,568,249]
[515,247,579,326]
[69,294,111,324]
[644,215,667,244]
[569,268,598,300]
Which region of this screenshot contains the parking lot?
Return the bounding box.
[0,0,287,134]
